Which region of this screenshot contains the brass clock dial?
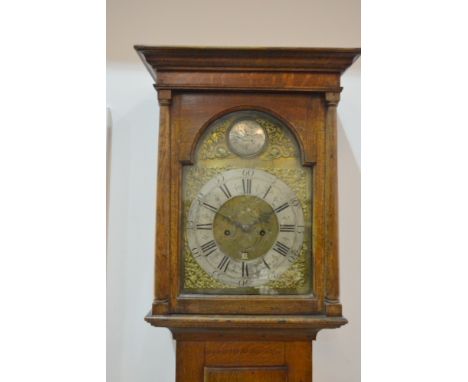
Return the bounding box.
[187,169,305,287]
[182,109,312,295]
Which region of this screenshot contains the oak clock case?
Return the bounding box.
[183,110,312,295]
[135,46,360,382]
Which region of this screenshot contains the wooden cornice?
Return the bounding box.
[134,46,361,89]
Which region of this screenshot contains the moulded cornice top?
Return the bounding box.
[134,46,361,80]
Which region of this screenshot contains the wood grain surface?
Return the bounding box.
[204,367,288,382]
[135,46,360,381]
[176,340,312,382]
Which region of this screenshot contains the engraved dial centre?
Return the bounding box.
[213,195,279,261]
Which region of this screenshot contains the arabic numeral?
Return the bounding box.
[290,198,300,207]
[216,175,225,186]
[288,249,301,263]
[196,192,205,205]
[191,247,200,258]
[242,169,254,178]
[211,270,220,278]
[268,272,279,280]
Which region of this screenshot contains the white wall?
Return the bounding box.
[107,1,360,381]
[107,63,174,382]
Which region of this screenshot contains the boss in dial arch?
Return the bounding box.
[187,168,305,287]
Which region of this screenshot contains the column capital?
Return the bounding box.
[157,89,172,106]
[325,92,340,106]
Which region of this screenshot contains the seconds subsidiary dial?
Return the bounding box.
[227,119,267,158]
[187,169,304,287]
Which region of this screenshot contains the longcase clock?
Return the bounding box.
[135,46,360,382]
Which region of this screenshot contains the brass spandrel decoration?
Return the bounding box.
[256,118,296,160]
[197,118,234,160]
[184,237,226,289]
[184,239,309,292]
[182,110,313,294]
[198,116,297,161]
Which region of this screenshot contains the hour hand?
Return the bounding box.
[216,211,234,223]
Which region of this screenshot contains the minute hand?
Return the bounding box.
[215,211,244,230]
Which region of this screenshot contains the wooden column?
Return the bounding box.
[153,89,172,314]
[324,92,342,317]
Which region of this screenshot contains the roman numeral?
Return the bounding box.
[274,202,289,213]
[202,202,217,213]
[219,183,232,199]
[273,241,290,257]
[242,178,252,194]
[262,258,271,269]
[263,185,272,199]
[242,262,249,277]
[279,224,295,232]
[217,256,231,272]
[201,240,217,256]
[196,223,212,230]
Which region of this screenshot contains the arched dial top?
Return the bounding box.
[187,169,305,287]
